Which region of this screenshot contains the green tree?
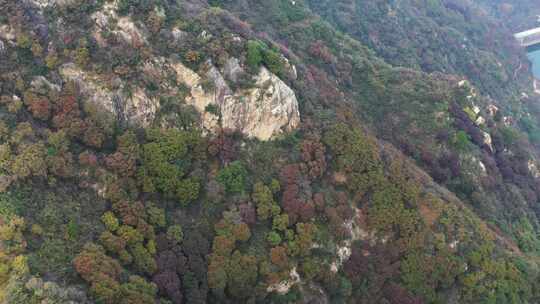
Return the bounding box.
[252,182,280,220]
[267,231,282,246]
[273,214,289,231]
[138,128,203,205]
[217,161,248,194]
[262,48,284,75]
[117,225,144,245]
[166,225,183,244]
[246,40,264,70]
[454,131,472,152]
[130,243,157,275]
[119,276,158,304]
[101,212,119,232]
[11,143,47,179]
[146,204,166,228]
[176,178,200,206]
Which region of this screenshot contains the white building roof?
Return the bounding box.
[515,27,540,39]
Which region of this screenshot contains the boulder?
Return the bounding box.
[0,25,16,42]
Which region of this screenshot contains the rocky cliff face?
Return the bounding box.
[59,58,299,140]
[173,59,300,140]
[59,63,159,127]
[222,67,300,140]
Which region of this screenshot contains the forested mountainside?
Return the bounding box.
[1,0,540,303]
[477,0,540,32]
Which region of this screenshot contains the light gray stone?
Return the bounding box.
[173,59,300,140]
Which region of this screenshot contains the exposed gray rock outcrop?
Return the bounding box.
[221,67,300,140]
[58,56,299,140]
[173,60,300,140]
[59,63,158,127]
[91,0,148,47]
[31,76,61,93]
[171,28,189,43]
[223,57,243,82]
[0,25,16,42]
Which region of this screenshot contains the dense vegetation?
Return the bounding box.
[1,0,540,303]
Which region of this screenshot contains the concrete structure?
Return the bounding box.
[515,27,540,47]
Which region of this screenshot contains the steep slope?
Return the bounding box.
[212,0,540,253]
[0,0,539,303]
